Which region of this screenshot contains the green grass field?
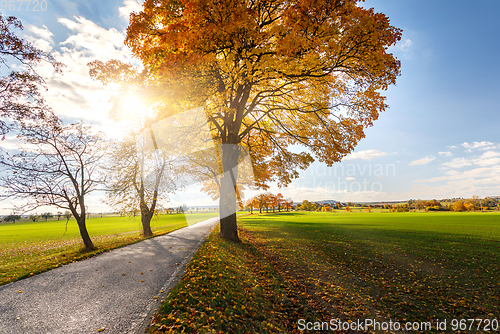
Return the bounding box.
[240,211,500,322]
[150,211,500,333]
[0,212,218,285]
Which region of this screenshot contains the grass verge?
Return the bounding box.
[148,224,320,333]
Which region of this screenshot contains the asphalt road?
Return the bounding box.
[0,217,219,334]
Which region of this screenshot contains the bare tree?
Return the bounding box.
[105,132,178,237]
[0,121,106,250]
[63,211,72,222]
[0,14,63,136]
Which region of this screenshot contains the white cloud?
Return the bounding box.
[25,25,54,52]
[343,149,390,161]
[413,165,500,187]
[441,157,472,169]
[461,141,497,152]
[118,0,143,21]
[58,16,129,60]
[473,151,500,167]
[480,151,500,159]
[412,144,500,199]
[409,156,435,166]
[346,177,355,181]
[390,38,413,59]
[439,151,452,157]
[440,151,500,169]
[0,137,23,151]
[396,38,412,51]
[409,143,500,199]
[0,136,40,153]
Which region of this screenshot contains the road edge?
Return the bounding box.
[130,220,219,334]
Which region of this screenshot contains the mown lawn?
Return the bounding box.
[151,211,499,333]
[0,212,218,285]
[148,224,320,333]
[240,212,500,322]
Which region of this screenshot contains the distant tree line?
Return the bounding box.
[244,193,293,214]
[406,196,500,212]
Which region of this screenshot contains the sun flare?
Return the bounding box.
[120,96,146,120]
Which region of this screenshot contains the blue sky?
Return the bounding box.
[1,0,500,213]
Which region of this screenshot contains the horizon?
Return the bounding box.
[1,0,500,214]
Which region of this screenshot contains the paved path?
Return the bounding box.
[0,217,219,334]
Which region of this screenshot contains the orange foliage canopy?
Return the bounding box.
[125,0,401,187]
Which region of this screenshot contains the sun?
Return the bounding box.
[120,96,146,120]
[116,94,158,122]
[100,95,158,140]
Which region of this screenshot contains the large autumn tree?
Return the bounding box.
[125,0,401,241]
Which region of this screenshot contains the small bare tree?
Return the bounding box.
[0,121,107,250]
[105,133,178,237]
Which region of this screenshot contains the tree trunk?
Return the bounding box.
[141,211,153,237]
[140,194,154,237]
[77,218,95,250]
[219,144,240,241]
